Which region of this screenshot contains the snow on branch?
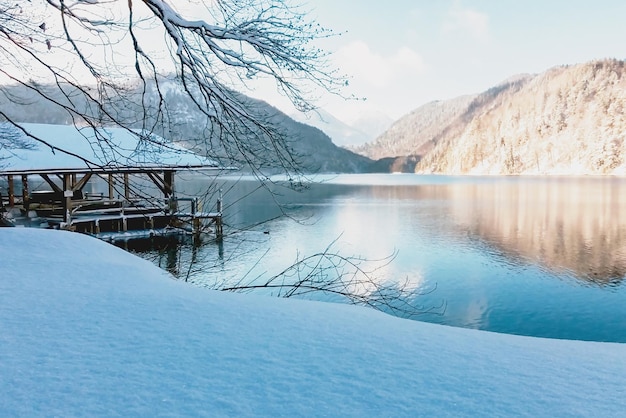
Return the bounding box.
[0,0,347,177]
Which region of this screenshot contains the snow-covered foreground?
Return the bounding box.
[1,229,625,416]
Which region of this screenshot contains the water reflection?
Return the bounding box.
[445,178,626,285]
[123,174,626,342]
[115,235,223,280]
[356,177,626,285]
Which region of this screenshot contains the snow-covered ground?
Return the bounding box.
[1,228,625,416]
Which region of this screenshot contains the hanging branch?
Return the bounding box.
[0,0,348,178]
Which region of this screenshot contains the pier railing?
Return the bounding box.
[14,194,224,240]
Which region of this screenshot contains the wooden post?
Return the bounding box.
[164,170,177,213]
[163,170,174,195]
[72,173,92,194]
[7,175,14,207]
[21,175,29,212]
[215,189,223,240]
[108,174,114,199]
[123,173,130,201]
[192,198,200,235]
[63,173,72,224]
[215,216,223,240]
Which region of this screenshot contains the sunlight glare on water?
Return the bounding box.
[128,174,626,342]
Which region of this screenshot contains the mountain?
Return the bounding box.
[0,80,375,174]
[418,60,626,174]
[291,109,370,147]
[291,108,393,148]
[354,94,478,161]
[356,59,626,175]
[256,102,374,173]
[347,109,395,145]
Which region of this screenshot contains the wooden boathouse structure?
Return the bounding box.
[0,123,227,240]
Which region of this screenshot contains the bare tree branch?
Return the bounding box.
[0,0,348,177]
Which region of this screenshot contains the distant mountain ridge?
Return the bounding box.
[290,109,371,147]
[0,80,375,174]
[354,94,479,160]
[354,59,626,175]
[290,108,393,147]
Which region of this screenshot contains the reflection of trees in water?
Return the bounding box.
[446,178,626,285]
[116,233,442,318]
[115,236,202,278]
[359,178,626,285]
[119,176,626,310]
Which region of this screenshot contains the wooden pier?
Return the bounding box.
[0,123,229,241]
[2,172,224,240]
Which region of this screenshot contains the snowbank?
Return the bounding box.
[1,228,625,416]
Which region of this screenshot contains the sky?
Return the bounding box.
[10,1,626,128]
[284,0,626,124]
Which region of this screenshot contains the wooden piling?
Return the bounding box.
[21,175,29,211]
[108,174,114,199]
[63,173,72,224]
[7,175,14,207]
[192,198,201,235]
[215,193,223,240]
[123,173,130,200]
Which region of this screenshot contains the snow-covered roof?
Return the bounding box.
[0,123,219,175]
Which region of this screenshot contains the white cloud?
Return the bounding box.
[442,3,489,41]
[242,41,427,124]
[335,41,425,89]
[311,41,428,123]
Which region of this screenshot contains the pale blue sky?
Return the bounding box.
[21,1,626,125]
[298,0,626,122]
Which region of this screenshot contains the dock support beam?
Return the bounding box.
[63,173,72,224]
[21,175,29,212]
[123,173,130,201]
[215,191,223,241]
[164,170,177,213]
[108,174,114,199]
[7,175,14,207]
[192,198,201,235]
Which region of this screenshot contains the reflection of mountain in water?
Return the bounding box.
[181,175,626,286]
[446,178,626,285]
[357,177,626,285]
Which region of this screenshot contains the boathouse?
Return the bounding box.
[0,123,226,239]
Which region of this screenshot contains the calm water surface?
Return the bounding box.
[125,174,626,342]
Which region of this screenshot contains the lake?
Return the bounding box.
[122,173,626,343]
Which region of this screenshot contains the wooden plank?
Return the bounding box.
[0,165,223,177]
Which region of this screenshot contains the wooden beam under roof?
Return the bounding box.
[0,164,226,177]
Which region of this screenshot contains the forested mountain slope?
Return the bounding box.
[417,60,626,174]
[356,59,626,175]
[354,94,478,161]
